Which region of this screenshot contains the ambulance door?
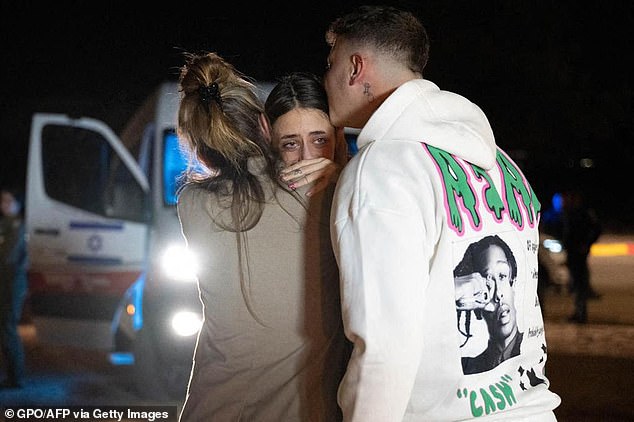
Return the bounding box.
[25,113,150,349]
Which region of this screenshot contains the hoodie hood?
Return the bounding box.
[358,79,497,169]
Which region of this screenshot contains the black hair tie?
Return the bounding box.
[199,82,223,110]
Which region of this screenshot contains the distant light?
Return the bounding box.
[543,238,563,253]
[126,304,136,316]
[552,192,564,212]
[591,242,634,257]
[579,158,595,168]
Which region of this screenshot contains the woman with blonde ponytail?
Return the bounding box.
[176,52,348,421]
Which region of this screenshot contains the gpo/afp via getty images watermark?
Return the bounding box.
[1,406,177,422]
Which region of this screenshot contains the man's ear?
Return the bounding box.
[349,54,364,85]
[259,113,272,144]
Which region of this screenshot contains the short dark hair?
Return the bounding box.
[326,5,430,75]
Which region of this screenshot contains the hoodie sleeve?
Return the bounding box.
[332,147,430,421]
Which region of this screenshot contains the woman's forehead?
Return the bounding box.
[272,108,332,133]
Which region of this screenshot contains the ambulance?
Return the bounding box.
[25,80,275,400]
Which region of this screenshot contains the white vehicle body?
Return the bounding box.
[25,81,275,399]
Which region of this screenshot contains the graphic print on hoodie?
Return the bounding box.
[424,143,551,416]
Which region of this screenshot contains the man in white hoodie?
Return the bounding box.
[323,5,561,421]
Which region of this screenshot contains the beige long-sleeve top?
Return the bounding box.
[177,162,348,421]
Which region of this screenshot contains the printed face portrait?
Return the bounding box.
[270,107,336,166]
[454,235,522,374]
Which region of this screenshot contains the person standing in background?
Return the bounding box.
[562,188,602,323]
[0,186,28,389]
[323,5,560,420]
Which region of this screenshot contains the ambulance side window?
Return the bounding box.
[41,124,148,223]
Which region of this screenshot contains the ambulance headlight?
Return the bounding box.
[171,310,202,337]
[160,244,198,282]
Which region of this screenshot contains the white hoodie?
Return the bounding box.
[331,79,561,421]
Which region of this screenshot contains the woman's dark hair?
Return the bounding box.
[264,72,329,126]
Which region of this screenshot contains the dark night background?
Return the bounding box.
[1,1,632,230]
